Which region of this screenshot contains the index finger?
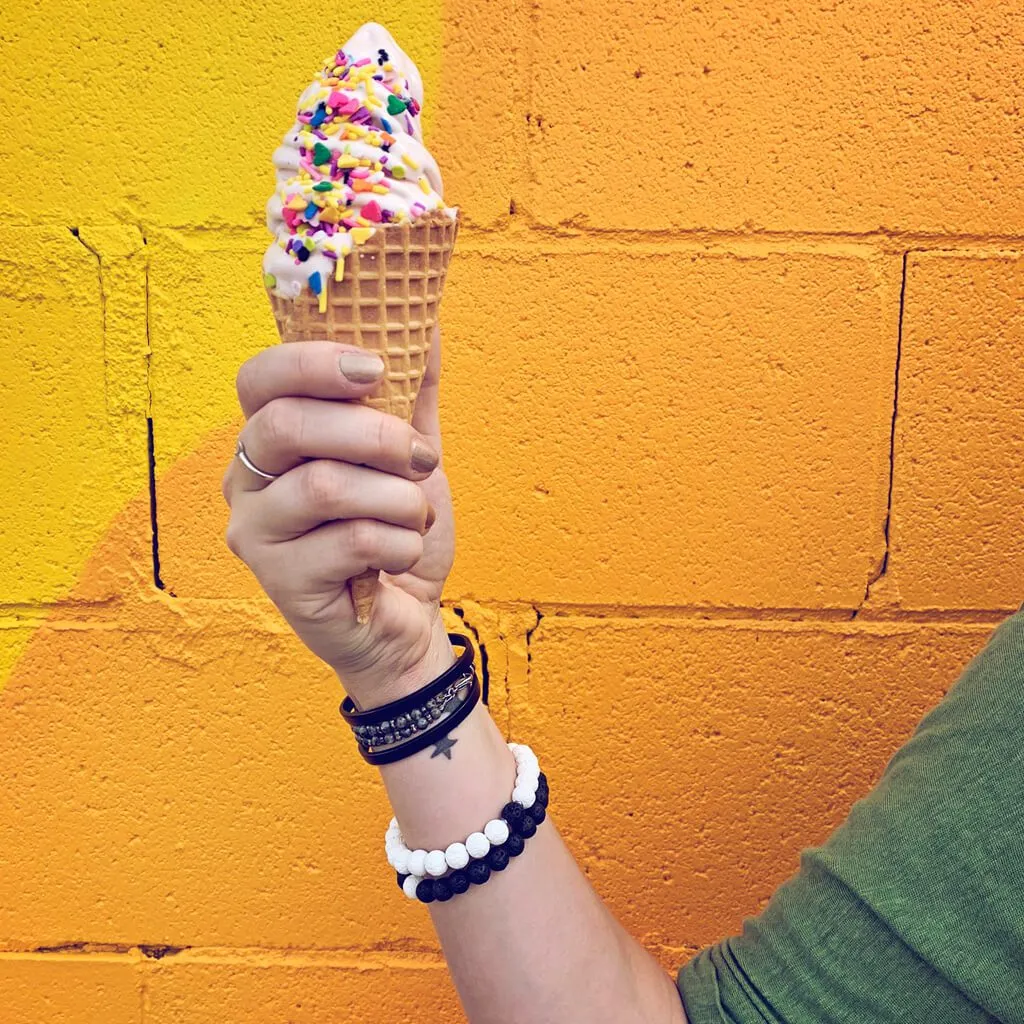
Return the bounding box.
[236,341,386,419]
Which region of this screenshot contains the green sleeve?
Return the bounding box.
[676,607,1024,1024]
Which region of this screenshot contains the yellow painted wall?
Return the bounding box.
[2,0,1023,1019]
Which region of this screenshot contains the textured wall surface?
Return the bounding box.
[2,0,1022,1020]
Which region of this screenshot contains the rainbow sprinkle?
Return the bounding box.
[265,34,447,301]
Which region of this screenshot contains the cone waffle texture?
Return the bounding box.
[266,211,458,420]
[265,210,458,622]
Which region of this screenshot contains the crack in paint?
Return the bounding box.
[68,224,168,595]
[857,250,909,616]
[146,418,165,592]
[522,606,543,728]
[32,942,91,954]
[138,944,183,959]
[525,606,543,666]
[495,614,511,740]
[450,605,489,705]
[67,228,109,412]
[140,229,171,596]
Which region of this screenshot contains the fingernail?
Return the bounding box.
[410,439,439,474]
[339,351,385,383]
[425,503,437,530]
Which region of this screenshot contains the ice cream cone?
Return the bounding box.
[266,210,458,623]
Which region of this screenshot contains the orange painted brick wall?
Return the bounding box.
[2,1,1022,1020]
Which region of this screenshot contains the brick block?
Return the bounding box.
[0,613,427,947]
[154,421,271,601]
[513,617,991,948]
[0,3,443,227]
[150,242,893,610]
[0,628,36,704]
[0,957,139,1024]
[146,959,461,1024]
[146,228,279,597]
[0,560,471,950]
[440,244,894,608]
[148,231,276,475]
[525,2,1024,234]
[889,252,1024,610]
[0,227,149,606]
[433,0,529,226]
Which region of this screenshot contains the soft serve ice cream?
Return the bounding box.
[263,23,453,305]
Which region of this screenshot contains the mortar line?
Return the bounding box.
[136,222,1024,250]
[507,225,1024,248]
[0,944,448,967]
[525,603,1008,624]
[0,600,1012,626]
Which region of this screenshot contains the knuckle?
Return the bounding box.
[302,460,341,511]
[369,411,410,465]
[294,342,319,384]
[235,359,258,410]
[394,532,424,574]
[259,397,301,454]
[397,479,429,524]
[224,520,245,559]
[347,519,382,562]
[372,412,395,458]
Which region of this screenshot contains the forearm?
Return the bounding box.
[378,691,686,1024]
[227,334,686,1018]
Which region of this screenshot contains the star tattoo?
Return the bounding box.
[431,735,458,760]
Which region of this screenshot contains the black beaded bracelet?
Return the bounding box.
[396,773,549,904]
[351,671,473,750]
[339,633,482,766]
[359,671,481,766]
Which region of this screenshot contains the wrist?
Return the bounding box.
[389,616,456,692]
[379,702,517,851]
[338,616,456,711]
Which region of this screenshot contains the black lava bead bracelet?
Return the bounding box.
[397,773,549,904]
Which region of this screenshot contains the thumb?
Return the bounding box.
[411,324,443,447]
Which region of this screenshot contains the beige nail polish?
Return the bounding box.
[410,439,440,474]
[339,351,384,383]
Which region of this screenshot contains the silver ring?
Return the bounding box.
[235,439,278,481]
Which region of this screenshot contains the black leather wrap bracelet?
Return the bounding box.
[339,633,481,765]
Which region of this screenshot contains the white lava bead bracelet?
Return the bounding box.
[385,742,541,879]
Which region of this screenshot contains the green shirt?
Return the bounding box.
[676,607,1024,1024]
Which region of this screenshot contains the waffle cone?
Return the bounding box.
[266,210,458,623]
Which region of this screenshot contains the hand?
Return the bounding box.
[221,330,456,707]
